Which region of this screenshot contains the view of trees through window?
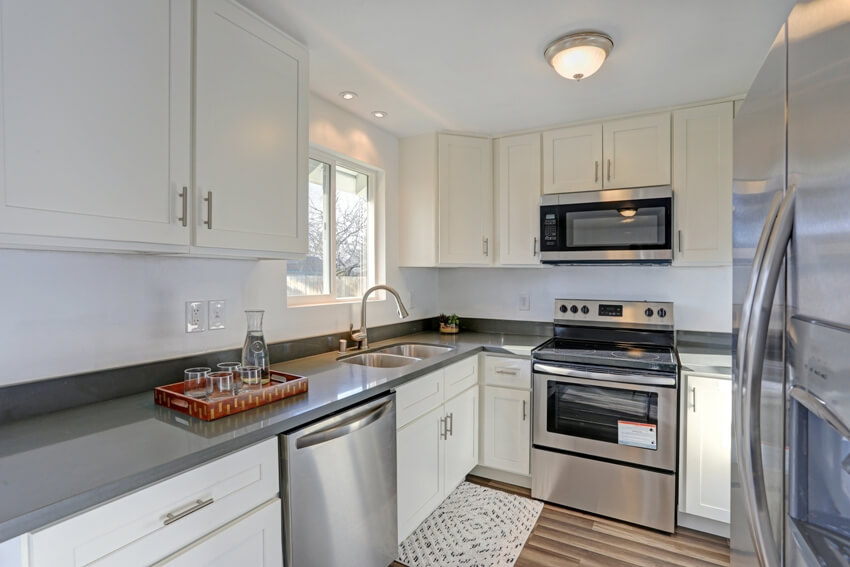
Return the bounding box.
[287,156,373,302]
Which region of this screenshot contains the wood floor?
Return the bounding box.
[394,475,730,567]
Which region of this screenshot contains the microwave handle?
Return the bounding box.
[533,363,676,387]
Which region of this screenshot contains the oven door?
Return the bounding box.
[532,362,677,471]
[539,187,672,264]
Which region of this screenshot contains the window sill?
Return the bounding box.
[287,294,386,309]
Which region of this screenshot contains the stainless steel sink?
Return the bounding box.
[338,352,421,368]
[373,343,455,358]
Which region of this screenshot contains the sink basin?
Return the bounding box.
[339,352,421,368]
[373,343,455,359]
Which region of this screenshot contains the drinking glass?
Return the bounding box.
[184,367,212,399]
[208,371,235,400]
[239,366,262,392]
[217,362,241,393]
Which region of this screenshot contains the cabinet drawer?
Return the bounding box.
[30,438,278,567]
[396,370,443,428]
[483,355,530,389]
[443,356,478,400]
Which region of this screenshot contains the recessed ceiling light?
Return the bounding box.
[372,111,388,119]
[339,91,358,100]
[544,31,613,81]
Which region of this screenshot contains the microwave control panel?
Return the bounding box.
[540,206,560,250]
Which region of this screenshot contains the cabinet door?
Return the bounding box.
[0,0,191,249]
[155,499,282,567]
[443,386,479,493]
[397,406,444,543]
[194,0,308,256]
[684,374,731,523]
[542,124,603,194]
[438,134,493,265]
[482,387,530,475]
[498,133,542,265]
[602,113,671,189]
[672,103,733,265]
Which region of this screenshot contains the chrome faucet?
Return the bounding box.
[350,285,410,350]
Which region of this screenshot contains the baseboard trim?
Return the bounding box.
[677,510,730,538]
[470,465,532,489]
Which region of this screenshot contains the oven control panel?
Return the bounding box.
[554,299,674,329]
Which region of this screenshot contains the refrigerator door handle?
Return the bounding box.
[739,185,796,567]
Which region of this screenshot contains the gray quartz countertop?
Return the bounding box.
[0,331,547,542]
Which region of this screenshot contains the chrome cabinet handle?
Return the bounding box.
[739,185,795,567]
[522,400,527,421]
[482,236,489,256]
[178,187,188,227]
[533,237,538,256]
[594,161,599,183]
[678,229,683,254]
[440,416,447,440]
[446,412,454,436]
[203,191,213,230]
[163,498,214,526]
[607,159,611,181]
[495,367,519,375]
[691,386,697,413]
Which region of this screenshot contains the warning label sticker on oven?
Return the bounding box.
[617,421,657,450]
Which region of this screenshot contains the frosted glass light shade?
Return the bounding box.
[545,32,613,81]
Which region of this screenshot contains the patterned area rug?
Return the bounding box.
[397,482,543,567]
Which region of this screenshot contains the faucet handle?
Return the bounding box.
[350,323,366,341]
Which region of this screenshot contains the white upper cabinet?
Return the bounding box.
[0,0,191,251]
[672,102,733,266]
[497,133,542,265]
[0,0,307,257]
[602,113,671,189]
[399,133,493,267]
[541,112,670,194]
[542,124,602,194]
[193,0,307,257]
[438,134,493,265]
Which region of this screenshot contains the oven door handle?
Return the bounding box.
[533,363,676,387]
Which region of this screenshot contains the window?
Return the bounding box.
[287,151,376,304]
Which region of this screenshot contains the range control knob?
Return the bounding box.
[644,308,654,317]
[570,305,578,314]
[559,305,568,313]
[581,305,590,315]
[657,308,667,318]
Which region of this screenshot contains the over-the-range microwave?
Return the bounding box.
[539,186,673,264]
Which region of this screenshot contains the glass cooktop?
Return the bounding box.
[533,338,678,373]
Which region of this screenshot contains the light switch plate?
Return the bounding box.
[208,300,225,330]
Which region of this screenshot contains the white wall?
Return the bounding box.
[0,95,439,387]
[437,266,732,333]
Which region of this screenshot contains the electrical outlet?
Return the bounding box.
[185,301,206,333]
[208,300,226,330]
[518,293,531,311]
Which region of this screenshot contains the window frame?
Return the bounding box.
[287,148,380,307]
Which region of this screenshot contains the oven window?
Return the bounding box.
[547,381,658,446]
[566,206,667,248]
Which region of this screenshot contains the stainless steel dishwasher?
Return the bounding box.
[280,393,397,567]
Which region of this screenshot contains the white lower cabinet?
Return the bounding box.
[681,371,732,524]
[481,387,530,475]
[155,499,282,567]
[396,357,480,543]
[479,355,531,477]
[29,439,280,567]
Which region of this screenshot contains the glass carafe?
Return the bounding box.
[242,310,270,384]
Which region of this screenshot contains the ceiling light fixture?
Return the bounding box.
[339,91,358,100]
[544,31,613,81]
[372,110,388,119]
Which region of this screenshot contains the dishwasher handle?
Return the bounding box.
[295,396,394,450]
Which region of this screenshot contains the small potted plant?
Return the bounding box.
[439,313,460,334]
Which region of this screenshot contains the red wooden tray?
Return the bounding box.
[154,370,308,421]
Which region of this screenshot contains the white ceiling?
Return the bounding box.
[242,0,795,138]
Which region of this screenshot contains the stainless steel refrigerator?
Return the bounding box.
[732,1,850,566]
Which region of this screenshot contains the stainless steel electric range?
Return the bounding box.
[531,299,679,533]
